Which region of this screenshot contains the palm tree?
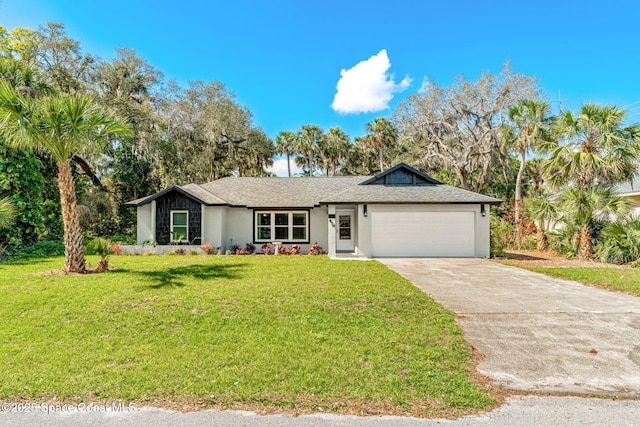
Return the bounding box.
[364,118,398,172]
[556,186,630,259]
[0,81,131,272]
[544,104,640,259]
[523,195,558,251]
[0,197,16,229]
[295,125,323,177]
[545,104,640,191]
[274,131,296,177]
[507,100,554,243]
[324,127,350,176]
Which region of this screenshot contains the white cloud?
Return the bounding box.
[417,76,431,94]
[331,49,411,114]
[267,158,303,177]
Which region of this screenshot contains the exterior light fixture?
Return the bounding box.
[481,204,486,217]
[363,204,368,217]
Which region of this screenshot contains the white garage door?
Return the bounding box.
[371,211,475,257]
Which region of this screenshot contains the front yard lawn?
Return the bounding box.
[0,255,495,417]
[527,267,640,297]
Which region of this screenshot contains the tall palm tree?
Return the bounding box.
[545,104,640,191]
[544,104,640,259]
[274,130,296,177]
[295,124,323,177]
[507,99,554,245]
[0,58,52,98]
[364,117,398,172]
[0,81,131,272]
[324,127,350,176]
[0,197,16,229]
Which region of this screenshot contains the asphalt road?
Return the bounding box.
[1,396,639,427]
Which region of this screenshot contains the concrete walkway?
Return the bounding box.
[379,258,640,397]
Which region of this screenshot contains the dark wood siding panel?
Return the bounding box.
[368,169,434,186]
[155,191,202,244]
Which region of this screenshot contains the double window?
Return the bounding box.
[170,210,189,243]
[255,211,308,242]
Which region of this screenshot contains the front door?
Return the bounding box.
[336,210,355,252]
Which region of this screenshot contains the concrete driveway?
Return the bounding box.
[379,258,640,397]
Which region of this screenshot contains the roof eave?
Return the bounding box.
[321,200,502,205]
[124,185,211,207]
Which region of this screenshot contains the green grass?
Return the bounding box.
[527,267,640,297]
[0,255,495,416]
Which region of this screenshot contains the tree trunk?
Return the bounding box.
[578,224,593,260]
[308,152,313,177]
[379,148,384,173]
[286,152,291,177]
[514,152,526,249]
[536,227,547,252]
[57,160,86,273]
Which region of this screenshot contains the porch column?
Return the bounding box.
[327,204,336,258]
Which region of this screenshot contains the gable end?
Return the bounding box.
[361,163,442,186]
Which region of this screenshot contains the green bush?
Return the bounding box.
[4,240,65,259]
[490,217,513,257]
[595,220,640,264]
[85,237,113,257]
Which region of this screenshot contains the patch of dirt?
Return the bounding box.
[34,267,117,276]
[493,250,627,269]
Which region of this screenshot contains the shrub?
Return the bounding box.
[290,244,301,255]
[188,250,199,256]
[174,248,187,255]
[595,220,640,264]
[109,233,136,245]
[235,247,246,255]
[490,217,513,257]
[278,246,291,255]
[245,243,255,254]
[4,240,65,259]
[86,237,113,272]
[200,243,215,255]
[261,243,271,255]
[308,242,322,255]
[111,241,122,256]
[230,244,242,254]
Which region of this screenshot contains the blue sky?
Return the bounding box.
[2,0,640,175]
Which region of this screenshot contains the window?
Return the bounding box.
[338,214,351,240]
[255,211,308,242]
[170,210,188,242]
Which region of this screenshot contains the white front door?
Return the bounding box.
[336,210,355,252]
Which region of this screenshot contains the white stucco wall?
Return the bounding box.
[201,205,225,249]
[223,207,254,250]
[136,203,154,244]
[308,205,329,253]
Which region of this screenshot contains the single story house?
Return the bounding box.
[614,175,640,216]
[125,163,501,258]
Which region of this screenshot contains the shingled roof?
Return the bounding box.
[320,184,501,204]
[199,176,367,207]
[125,164,501,207]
